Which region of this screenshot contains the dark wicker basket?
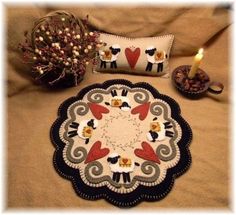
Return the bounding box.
[19,11,99,87]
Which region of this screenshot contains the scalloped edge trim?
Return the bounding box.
[50,79,192,208]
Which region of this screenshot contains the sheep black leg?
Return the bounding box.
[126,173,131,183]
[112,172,121,183]
[122,173,127,183]
[69,122,79,129]
[164,122,173,129]
[145,63,149,71]
[116,173,121,183]
[68,130,78,138]
[145,62,153,71]
[100,61,106,68]
[85,138,90,144]
[111,89,117,97]
[111,61,117,69]
[122,173,131,183]
[165,130,174,138]
[114,61,117,68]
[112,173,117,181]
[157,63,163,73]
[101,61,107,69]
[149,63,153,71]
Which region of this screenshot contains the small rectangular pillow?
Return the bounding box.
[94,33,174,77]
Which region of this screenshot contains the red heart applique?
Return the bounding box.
[85,141,110,164]
[134,142,160,164]
[88,103,109,120]
[131,102,150,120]
[125,47,141,69]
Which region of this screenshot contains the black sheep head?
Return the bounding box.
[145,48,156,56]
[109,46,121,55]
[107,155,121,164]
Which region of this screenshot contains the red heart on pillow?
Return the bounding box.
[134,142,160,164]
[131,102,150,120]
[85,141,110,164]
[125,47,141,69]
[88,103,109,120]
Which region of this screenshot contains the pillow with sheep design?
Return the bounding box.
[94,33,174,77]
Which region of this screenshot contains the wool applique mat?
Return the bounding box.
[51,79,192,208]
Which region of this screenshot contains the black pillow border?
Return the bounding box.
[50,79,192,208]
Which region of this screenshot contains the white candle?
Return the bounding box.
[188,48,204,79]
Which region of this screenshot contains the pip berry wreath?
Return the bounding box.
[19,11,104,87]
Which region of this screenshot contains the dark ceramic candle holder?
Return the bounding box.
[172,65,224,98]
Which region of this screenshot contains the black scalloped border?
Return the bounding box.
[50,79,192,208]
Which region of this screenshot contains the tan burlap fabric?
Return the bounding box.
[7,4,231,209]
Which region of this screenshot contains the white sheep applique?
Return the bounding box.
[107,153,140,183]
[67,119,98,144]
[99,44,121,69]
[146,117,174,142]
[105,89,131,111]
[145,46,168,73]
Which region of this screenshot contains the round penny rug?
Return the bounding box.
[51,79,192,207]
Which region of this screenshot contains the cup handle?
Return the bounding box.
[207,82,224,94]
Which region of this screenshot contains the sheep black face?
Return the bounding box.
[107,153,139,183]
[145,48,156,56]
[147,117,174,142]
[105,89,131,111]
[107,155,120,164]
[148,130,159,142]
[67,119,98,144]
[87,119,97,129]
[110,46,121,55]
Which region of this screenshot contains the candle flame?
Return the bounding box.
[198,48,204,55]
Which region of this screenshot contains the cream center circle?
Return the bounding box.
[102,113,142,151]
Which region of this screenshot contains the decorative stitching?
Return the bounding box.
[94,33,174,76]
[50,79,192,208]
